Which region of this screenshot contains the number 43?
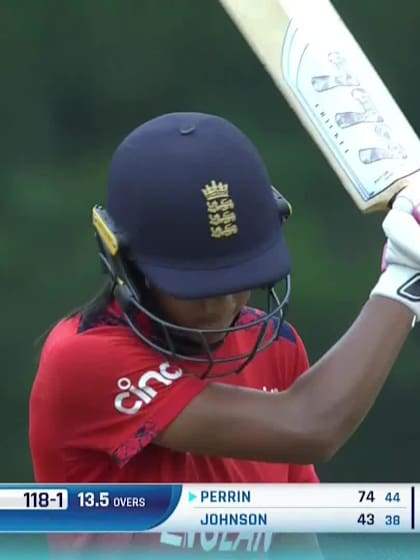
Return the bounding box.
[357,513,375,525]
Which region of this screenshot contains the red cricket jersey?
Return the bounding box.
[29,303,318,554]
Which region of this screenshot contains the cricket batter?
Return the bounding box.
[29,112,420,554]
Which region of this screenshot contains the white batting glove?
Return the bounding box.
[371,184,420,321]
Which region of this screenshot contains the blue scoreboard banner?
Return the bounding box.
[0,483,414,533]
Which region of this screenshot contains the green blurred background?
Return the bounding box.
[3,0,419,485]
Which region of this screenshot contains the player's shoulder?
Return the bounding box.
[238,305,300,346]
[43,312,135,352]
[39,312,157,379]
[234,308,308,390]
[273,317,299,346]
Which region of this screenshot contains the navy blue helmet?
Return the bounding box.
[93,112,292,377]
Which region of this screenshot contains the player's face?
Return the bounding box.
[154,289,251,343]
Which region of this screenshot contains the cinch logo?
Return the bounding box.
[114,362,183,415]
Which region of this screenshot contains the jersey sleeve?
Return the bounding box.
[289,324,310,384]
[281,324,320,483]
[279,322,310,389]
[288,463,319,483]
[50,328,209,467]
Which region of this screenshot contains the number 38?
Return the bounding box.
[385,515,400,526]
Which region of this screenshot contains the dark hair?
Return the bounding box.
[71,258,151,328]
[35,281,114,353]
[67,281,114,323]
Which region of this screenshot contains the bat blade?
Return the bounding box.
[219,0,420,212]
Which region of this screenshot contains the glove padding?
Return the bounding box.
[371,184,420,321]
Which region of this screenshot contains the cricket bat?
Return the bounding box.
[218,0,420,212]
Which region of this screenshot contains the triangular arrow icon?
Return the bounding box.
[188,492,197,502]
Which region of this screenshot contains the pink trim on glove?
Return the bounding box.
[413,203,420,225]
[381,243,388,273]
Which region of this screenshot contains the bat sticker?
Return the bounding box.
[311,51,360,92]
[335,88,384,128]
[359,124,407,164]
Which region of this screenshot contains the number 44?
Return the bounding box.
[385,492,400,503]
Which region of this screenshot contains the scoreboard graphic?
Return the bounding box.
[0,484,415,533]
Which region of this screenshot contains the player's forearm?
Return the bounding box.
[155,298,414,465]
[291,296,413,460]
